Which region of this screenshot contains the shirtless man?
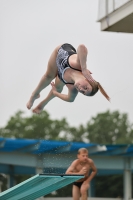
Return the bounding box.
[65,148,97,200]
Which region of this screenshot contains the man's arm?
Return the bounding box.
[51,82,78,102]
[65,161,78,174]
[65,161,86,175]
[86,160,97,182]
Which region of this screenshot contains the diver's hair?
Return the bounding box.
[97,82,110,101]
[78,148,88,155]
[89,80,110,102]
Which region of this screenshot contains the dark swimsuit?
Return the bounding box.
[73,181,84,189]
[56,43,81,85]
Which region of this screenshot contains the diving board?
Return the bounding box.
[0,174,84,200]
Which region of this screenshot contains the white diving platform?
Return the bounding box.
[0,174,84,200]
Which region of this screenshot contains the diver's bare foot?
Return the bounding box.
[32,104,43,114]
[26,94,40,109]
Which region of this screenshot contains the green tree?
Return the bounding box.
[85,110,133,144]
[0,110,71,140]
[0,110,86,142]
[1,110,133,144]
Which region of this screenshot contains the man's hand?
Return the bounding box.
[82,69,95,83]
[79,167,87,175]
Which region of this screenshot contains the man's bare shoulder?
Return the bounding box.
[71,159,79,165]
[87,158,94,164]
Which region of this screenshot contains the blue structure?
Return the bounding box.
[0,138,133,199]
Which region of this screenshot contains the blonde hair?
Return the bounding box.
[89,80,110,102]
[78,148,88,155]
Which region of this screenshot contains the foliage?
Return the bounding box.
[0,110,70,140]
[85,110,133,144]
[1,110,133,145]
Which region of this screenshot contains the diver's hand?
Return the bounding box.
[82,69,95,82]
[51,82,57,94]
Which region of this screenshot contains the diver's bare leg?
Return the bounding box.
[26,45,61,109]
[32,76,64,114]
